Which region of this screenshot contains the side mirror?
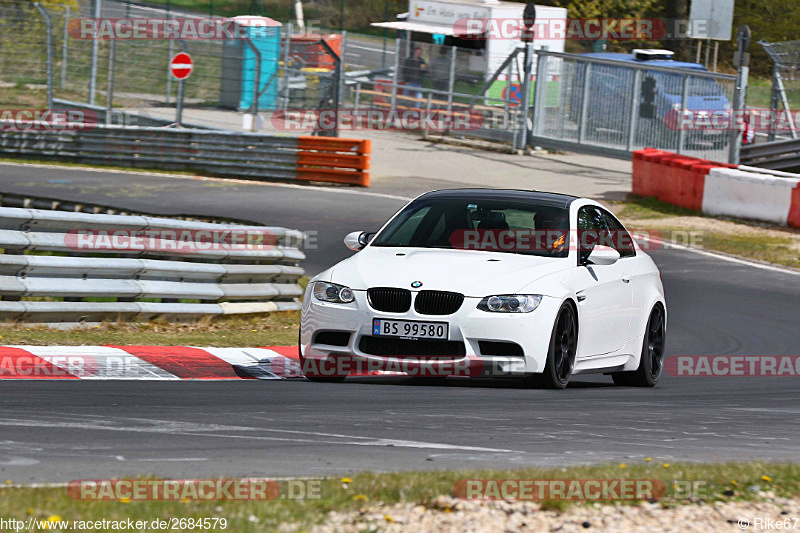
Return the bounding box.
[586,245,620,266]
[344,231,374,251]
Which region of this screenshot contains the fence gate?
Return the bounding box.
[529,51,739,163]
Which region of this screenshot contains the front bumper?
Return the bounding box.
[300,290,561,378]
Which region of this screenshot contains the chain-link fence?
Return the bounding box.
[3,1,745,160]
[58,1,286,128]
[0,1,518,140]
[530,51,738,162]
[344,38,524,149]
[0,0,56,94]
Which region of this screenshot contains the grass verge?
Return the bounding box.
[0,462,797,532]
[0,311,301,347]
[610,195,800,269]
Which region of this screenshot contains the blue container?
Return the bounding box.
[239,24,281,111]
[219,17,282,111]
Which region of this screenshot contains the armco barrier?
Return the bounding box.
[0,207,306,322]
[632,149,800,227]
[0,126,370,187]
[296,136,371,186]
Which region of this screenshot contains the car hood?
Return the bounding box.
[329,247,571,297]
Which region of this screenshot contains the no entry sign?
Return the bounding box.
[169,52,193,80]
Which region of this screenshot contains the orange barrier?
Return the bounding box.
[283,34,343,70]
[789,185,800,228]
[296,136,371,187]
[632,149,733,211]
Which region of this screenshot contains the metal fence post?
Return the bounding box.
[626,69,642,151]
[422,92,432,139]
[447,45,456,116]
[729,25,751,164]
[504,55,512,123]
[106,39,116,125]
[176,41,187,126]
[166,39,174,104]
[677,74,689,154]
[577,61,592,144]
[531,51,548,144]
[89,0,101,105]
[33,3,54,110]
[281,22,292,110]
[339,31,347,110]
[390,38,400,113]
[381,0,388,68]
[519,42,534,150]
[61,5,69,89]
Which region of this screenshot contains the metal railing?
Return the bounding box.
[0,125,371,185]
[0,206,306,322]
[529,51,739,162]
[740,137,800,171]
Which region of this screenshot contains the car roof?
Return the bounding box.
[415,189,579,209]
[582,52,708,70]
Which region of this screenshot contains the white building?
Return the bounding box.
[372,0,567,82]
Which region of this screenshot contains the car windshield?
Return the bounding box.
[651,72,725,97]
[371,196,570,257]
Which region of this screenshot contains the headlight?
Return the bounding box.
[312,282,355,303]
[478,294,542,313]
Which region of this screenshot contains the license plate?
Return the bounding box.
[372,319,448,340]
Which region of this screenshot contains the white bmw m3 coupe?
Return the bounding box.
[300,189,666,388]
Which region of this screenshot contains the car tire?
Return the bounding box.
[298,330,347,383]
[612,304,665,387]
[524,302,577,389]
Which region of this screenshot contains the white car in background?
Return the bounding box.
[300,189,666,388]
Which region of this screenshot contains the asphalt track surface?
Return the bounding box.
[0,164,799,483]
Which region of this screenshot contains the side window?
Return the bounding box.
[577,206,610,262]
[600,209,636,258]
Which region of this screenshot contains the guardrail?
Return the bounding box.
[52,98,221,130]
[0,125,371,187]
[740,138,800,171]
[0,191,256,225]
[0,206,306,322]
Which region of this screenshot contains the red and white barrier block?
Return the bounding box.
[0,345,303,380]
[632,149,800,227]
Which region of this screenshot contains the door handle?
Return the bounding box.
[622,273,631,283]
